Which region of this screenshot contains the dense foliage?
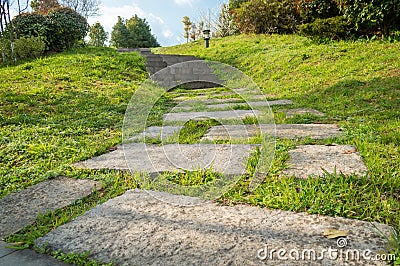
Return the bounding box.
[233,0,300,34]
[221,0,400,40]
[89,22,108,47]
[111,15,159,48]
[5,6,88,53]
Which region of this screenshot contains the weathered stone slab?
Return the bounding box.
[203,124,342,141]
[76,143,255,176]
[163,110,261,122]
[36,189,392,266]
[286,108,325,118]
[172,100,293,112]
[0,177,101,239]
[129,126,182,141]
[0,242,70,266]
[281,145,369,178]
[176,98,242,105]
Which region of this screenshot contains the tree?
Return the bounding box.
[59,0,100,18]
[182,15,191,43]
[110,16,130,48]
[111,15,159,48]
[126,15,159,47]
[31,0,60,14]
[228,0,248,10]
[89,22,107,46]
[340,0,400,38]
[217,4,238,37]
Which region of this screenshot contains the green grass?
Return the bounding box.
[0,47,147,198]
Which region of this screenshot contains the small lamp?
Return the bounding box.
[203,29,210,48]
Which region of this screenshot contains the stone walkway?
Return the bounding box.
[35,189,391,266]
[0,51,391,265]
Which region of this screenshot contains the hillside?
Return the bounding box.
[0,47,147,198]
[157,34,400,225]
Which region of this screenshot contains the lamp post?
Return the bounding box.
[203,29,210,48]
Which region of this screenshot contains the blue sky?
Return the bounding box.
[88,0,228,47]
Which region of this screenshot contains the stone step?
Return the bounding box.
[75,143,256,176]
[163,110,261,123]
[129,126,182,141]
[281,145,369,178]
[36,189,392,266]
[0,177,101,239]
[203,124,342,141]
[172,100,293,112]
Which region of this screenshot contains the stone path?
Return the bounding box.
[0,177,101,239]
[75,143,256,176]
[172,100,293,112]
[36,189,391,266]
[163,109,261,123]
[0,51,388,265]
[203,124,342,141]
[281,145,369,178]
[0,241,69,266]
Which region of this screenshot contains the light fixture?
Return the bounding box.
[203,29,210,48]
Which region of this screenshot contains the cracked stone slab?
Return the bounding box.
[172,100,293,112]
[75,143,256,176]
[129,126,183,141]
[281,145,369,178]
[36,189,392,266]
[286,108,325,118]
[203,124,342,141]
[0,177,101,239]
[163,110,261,122]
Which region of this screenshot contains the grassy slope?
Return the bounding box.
[0,47,147,198]
[157,35,400,228]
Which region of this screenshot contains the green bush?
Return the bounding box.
[11,12,49,38]
[14,36,46,60]
[341,0,400,37]
[298,16,352,41]
[297,0,340,22]
[0,37,12,62]
[9,7,88,52]
[46,7,89,51]
[233,0,300,34]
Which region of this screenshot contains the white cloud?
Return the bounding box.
[162,29,173,38]
[88,4,164,38]
[149,13,164,25]
[174,0,195,6]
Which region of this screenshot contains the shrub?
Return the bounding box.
[297,0,340,23]
[0,37,12,62]
[10,12,49,38]
[233,0,300,34]
[341,0,400,38]
[298,16,352,41]
[46,7,89,51]
[14,36,46,59]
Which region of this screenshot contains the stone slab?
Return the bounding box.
[129,126,183,141]
[286,108,325,118]
[203,124,342,141]
[0,177,102,239]
[0,243,70,266]
[281,145,369,178]
[175,98,242,106]
[75,143,256,176]
[172,100,293,112]
[163,110,261,122]
[36,189,392,266]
